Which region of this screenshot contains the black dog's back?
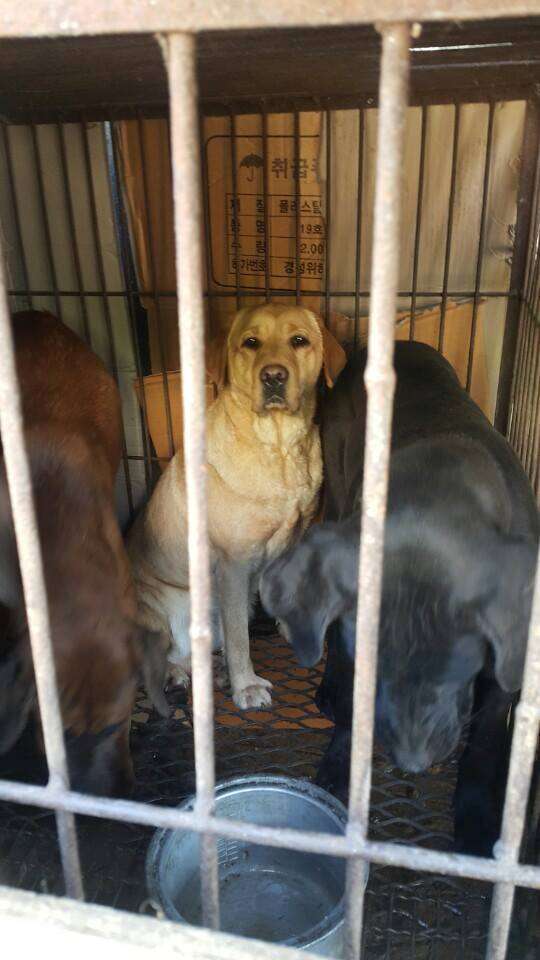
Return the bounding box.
[315,341,538,849]
[262,340,538,853]
[323,342,538,542]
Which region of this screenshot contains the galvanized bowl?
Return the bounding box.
[146,775,351,956]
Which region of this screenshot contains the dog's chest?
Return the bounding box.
[207,432,322,560]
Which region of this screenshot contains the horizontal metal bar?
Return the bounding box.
[2,1,540,38]
[0,778,539,889]
[6,288,516,300]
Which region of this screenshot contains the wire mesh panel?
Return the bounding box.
[508,137,540,499]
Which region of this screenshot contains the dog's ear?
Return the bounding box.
[304,311,346,387]
[478,537,537,692]
[133,626,171,718]
[320,323,347,387]
[260,522,358,667]
[206,334,228,391]
[455,535,538,693]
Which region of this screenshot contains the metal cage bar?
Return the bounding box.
[0,254,83,901]
[229,108,242,310]
[325,108,332,323]
[261,106,272,302]
[0,17,538,960]
[409,103,427,339]
[467,100,495,392]
[4,0,540,37]
[56,122,92,346]
[1,125,32,310]
[495,97,540,434]
[105,120,154,498]
[166,30,220,930]
[30,123,63,321]
[134,114,176,461]
[344,22,411,960]
[4,285,516,300]
[78,118,135,518]
[294,108,301,305]
[0,771,539,887]
[354,108,365,348]
[438,102,460,352]
[485,541,540,960]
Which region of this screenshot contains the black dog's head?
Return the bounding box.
[260,519,359,668]
[373,576,484,771]
[261,518,537,773]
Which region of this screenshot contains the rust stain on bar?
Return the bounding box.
[0,251,83,901]
[344,22,411,960]
[165,30,220,931]
[485,543,540,960]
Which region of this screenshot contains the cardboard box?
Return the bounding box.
[134,373,217,464]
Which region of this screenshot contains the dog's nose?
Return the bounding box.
[260,365,289,387]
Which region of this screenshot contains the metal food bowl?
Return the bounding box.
[146,775,352,956]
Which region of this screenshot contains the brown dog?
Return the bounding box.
[129,304,346,709]
[0,311,166,796]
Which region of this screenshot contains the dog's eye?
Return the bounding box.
[242,337,261,350]
[291,335,310,349]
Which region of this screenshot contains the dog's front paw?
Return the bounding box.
[232,674,273,710]
[166,663,191,690]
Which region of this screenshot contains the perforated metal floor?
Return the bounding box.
[0,624,537,959]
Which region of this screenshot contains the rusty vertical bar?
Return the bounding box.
[354,108,365,350]
[199,113,215,297]
[344,22,411,960]
[294,108,301,304]
[79,119,135,519]
[466,101,495,393]
[409,104,427,340]
[105,120,153,497]
[261,105,272,302]
[517,231,540,461]
[509,293,534,450]
[438,102,460,353]
[165,30,220,931]
[525,333,540,477]
[523,323,540,474]
[495,98,540,434]
[1,124,32,310]
[30,123,63,320]
[515,307,536,460]
[135,115,176,460]
[0,251,83,901]
[507,309,530,450]
[325,108,332,324]
[229,109,242,311]
[485,542,540,960]
[56,123,92,346]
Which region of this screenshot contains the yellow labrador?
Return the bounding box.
[128,304,345,709]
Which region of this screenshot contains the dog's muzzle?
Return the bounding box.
[260,364,289,408]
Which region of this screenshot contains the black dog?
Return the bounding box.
[261,342,539,856]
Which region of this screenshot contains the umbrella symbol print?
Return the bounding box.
[240,153,263,182]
